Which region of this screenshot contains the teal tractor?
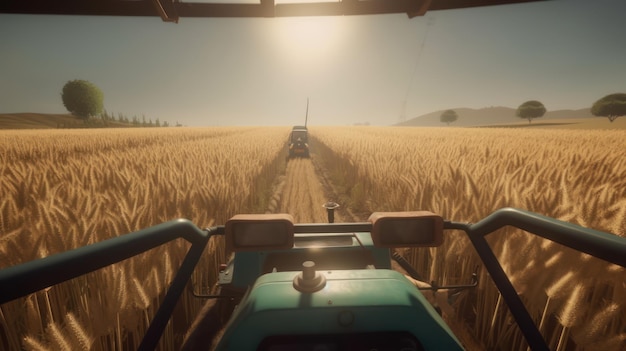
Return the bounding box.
[2,206,625,350]
[203,211,464,350]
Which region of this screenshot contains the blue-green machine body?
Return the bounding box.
[1,208,625,351]
[215,226,462,350]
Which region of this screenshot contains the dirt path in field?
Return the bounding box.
[266,156,356,223]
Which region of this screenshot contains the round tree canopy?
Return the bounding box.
[516,100,546,120]
[62,79,104,119]
[591,93,626,122]
[440,109,458,124]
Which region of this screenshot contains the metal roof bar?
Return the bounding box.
[0,0,548,20]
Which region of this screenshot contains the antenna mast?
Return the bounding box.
[400,17,434,124]
[305,98,309,127]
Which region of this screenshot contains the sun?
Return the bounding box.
[271,15,346,70]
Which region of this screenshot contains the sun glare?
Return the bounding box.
[271,16,347,72]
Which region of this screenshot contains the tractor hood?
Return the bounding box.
[215,269,463,350]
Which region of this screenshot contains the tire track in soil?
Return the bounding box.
[266,151,369,223]
[266,156,350,223]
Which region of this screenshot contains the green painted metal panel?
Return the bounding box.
[217,269,463,350]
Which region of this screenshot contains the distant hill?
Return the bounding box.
[0,113,81,129]
[0,113,135,129]
[2,110,622,130]
[397,107,595,127]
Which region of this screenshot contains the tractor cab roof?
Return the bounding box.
[0,1,548,22]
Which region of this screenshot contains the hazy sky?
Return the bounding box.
[1,0,625,126]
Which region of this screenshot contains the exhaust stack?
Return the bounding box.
[322,201,340,223]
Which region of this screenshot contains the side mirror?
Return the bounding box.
[369,211,443,247]
[225,214,294,252]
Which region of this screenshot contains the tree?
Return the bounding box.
[440,109,458,126]
[591,93,626,122]
[61,80,104,119]
[516,100,546,124]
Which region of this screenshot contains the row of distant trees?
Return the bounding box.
[99,110,173,127]
[439,93,626,126]
[61,79,178,127]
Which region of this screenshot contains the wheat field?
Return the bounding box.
[0,127,289,350]
[310,126,626,350]
[1,126,625,350]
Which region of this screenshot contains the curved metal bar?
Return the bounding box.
[444,207,626,351]
[0,219,225,351]
[0,219,215,304]
[464,225,549,350]
[469,207,626,267]
[138,225,220,350]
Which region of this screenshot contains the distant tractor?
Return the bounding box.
[288,125,309,158]
[288,98,311,158]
